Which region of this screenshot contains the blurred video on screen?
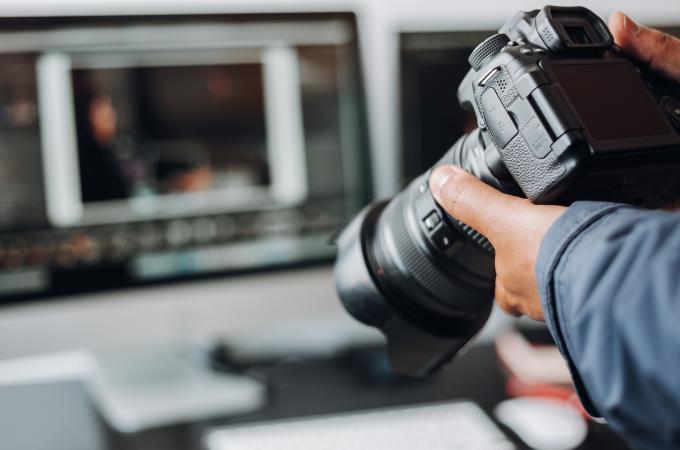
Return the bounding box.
[71,63,269,204]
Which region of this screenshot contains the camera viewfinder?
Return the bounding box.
[565,25,592,45]
[537,6,613,53]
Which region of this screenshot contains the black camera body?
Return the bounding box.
[461,6,680,204]
[334,6,680,377]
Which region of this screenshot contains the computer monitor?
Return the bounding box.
[0,12,371,302]
[398,30,491,185]
[0,10,374,432]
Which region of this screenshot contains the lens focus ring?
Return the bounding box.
[380,194,485,313]
[452,219,494,254]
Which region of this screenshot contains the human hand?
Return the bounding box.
[608,12,680,82]
[429,165,565,320]
[428,14,680,320]
[609,12,680,211]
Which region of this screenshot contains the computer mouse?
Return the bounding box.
[494,397,588,450]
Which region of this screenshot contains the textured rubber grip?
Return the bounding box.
[471,66,566,202]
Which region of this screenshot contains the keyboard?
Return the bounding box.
[204,401,515,450]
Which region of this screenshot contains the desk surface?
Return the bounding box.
[0,342,632,450]
[98,343,631,450]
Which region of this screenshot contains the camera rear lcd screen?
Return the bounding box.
[549,61,671,140]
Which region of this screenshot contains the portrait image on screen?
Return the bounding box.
[71,62,270,205]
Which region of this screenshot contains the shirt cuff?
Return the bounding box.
[535,201,626,417]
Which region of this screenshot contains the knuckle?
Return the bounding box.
[655,31,670,47]
[494,280,509,303]
[649,30,680,61]
[497,300,520,317]
[495,281,523,317]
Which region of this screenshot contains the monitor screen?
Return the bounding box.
[0,13,370,300]
[0,54,47,231]
[399,31,491,185]
[73,63,270,205]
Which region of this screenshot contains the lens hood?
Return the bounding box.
[334,200,493,377]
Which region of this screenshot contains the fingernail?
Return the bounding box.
[623,13,639,35]
[429,165,459,201]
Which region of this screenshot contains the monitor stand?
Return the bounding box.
[86,342,266,433]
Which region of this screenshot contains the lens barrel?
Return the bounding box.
[334,129,502,377]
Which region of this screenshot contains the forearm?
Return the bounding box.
[537,202,680,450]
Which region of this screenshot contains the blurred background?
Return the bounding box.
[0,1,677,449]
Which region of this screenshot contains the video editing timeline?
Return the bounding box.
[0,13,369,298]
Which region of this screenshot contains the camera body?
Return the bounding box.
[461,6,680,204]
[334,6,680,377]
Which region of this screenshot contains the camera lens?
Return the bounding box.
[334,129,501,376]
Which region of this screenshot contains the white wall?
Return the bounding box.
[0,0,678,359]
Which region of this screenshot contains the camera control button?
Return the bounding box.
[431,225,461,256]
[521,117,552,158]
[660,96,680,130]
[469,33,510,71]
[423,211,441,230]
[481,88,518,148]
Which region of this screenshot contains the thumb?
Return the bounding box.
[608,11,680,82]
[429,165,525,243]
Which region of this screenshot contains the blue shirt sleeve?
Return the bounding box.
[536,201,680,450]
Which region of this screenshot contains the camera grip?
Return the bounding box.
[498,133,565,202]
[474,67,566,202]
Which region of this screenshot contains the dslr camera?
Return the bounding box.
[334,6,680,377]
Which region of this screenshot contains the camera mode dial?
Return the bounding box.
[468,33,511,71]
